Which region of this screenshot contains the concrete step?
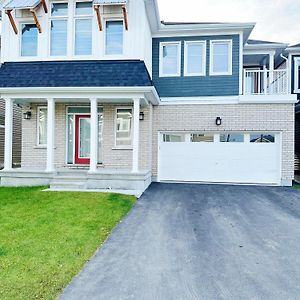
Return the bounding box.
[50,181,87,190]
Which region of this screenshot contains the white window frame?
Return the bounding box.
[184,41,206,76]
[73,0,93,56]
[104,18,125,57]
[294,57,300,93]
[209,39,233,76]
[114,106,133,149]
[19,22,38,57]
[37,106,47,147]
[49,1,69,57]
[159,41,182,77]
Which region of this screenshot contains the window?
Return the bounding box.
[160,42,181,77]
[38,107,47,146]
[0,115,4,128]
[105,21,124,55]
[163,134,185,142]
[250,134,275,143]
[184,41,206,76]
[21,24,38,56]
[115,108,132,147]
[220,134,244,143]
[294,58,300,92]
[210,40,232,75]
[191,134,213,142]
[50,2,68,56]
[74,1,93,55]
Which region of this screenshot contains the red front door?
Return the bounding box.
[75,115,91,164]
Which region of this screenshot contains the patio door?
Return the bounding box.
[75,115,90,164]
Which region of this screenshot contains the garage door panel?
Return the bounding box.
[159,133,280,184]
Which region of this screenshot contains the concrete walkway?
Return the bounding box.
[60,183,300,300]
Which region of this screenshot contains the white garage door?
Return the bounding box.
[158,132,281,185]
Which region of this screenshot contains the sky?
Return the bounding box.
[157,0,300,45]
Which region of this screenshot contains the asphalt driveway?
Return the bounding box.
[60,183,300,300]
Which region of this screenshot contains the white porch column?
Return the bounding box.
[132,98,140,173]
[89,98,98,173]
[4,98,13,171]
[46,98,55,172]
[269,53,275,94]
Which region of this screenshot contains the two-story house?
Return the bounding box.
[0,0,297,193]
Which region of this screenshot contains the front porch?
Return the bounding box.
[0,86,159,193]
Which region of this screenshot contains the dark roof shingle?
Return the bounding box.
[0,60,152,88]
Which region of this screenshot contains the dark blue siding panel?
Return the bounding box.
[152,35,240,98]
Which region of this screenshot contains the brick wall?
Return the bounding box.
[152,103,295,183]
[21,103,152,170]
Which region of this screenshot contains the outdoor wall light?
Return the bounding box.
[23,111,32,120]
[216,117,222,126]
[139,112,145,121]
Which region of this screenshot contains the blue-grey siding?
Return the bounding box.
[152,35,240,98]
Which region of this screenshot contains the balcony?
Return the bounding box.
[244,69,288,95]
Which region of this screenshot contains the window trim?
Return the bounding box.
[49,1,69,57]
[37,106,47,147]
[73,0,93,56]
[294,57,300,93]
[209,39,233,76]
[159,41,182,77]
[104,18,125,57]
[19,22,38,57]
[114,106,133,149]
[184,40,206,77]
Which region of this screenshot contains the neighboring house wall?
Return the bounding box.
[291,55,300,100]
[152,34,240,97]
[0,99,22,168]
[152,103,294,183]
[21,103,152,170]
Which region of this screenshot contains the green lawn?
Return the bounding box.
[0,187,136,300]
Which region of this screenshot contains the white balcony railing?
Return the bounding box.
[244,69,288,95]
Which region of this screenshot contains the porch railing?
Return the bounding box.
[243,69,288,95]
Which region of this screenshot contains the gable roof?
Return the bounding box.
[0,60,153,88]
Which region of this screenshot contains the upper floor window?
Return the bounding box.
[50,2,68,56]
[159,42,181,77]
[210,40,232,76]
[105,21,124,55]
[21,24,38,57]
[294,58,300,92]
[184,41,206,76]
[75,1,93,55]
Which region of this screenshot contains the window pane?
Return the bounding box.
[67,115,74,164]
[191,134,213,142]
[98,114,103,164]
[116,109,132,146]
[75,1,92,15]
[106,21,123,55]
[163,134,185,142]
[187,43,204,74]
[162,44,179,75]
[220,134,244,143]
[51,3,68,16]
[250,134,275,143]
[39,108,47,145]
[50,20,67,56]
[213,42,230,73]
[75,19,92,55]
[0,116,4,126]
[21,24,38,57]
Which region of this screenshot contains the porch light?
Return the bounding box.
[216,117,222,126]
[139,112,145,121]
[23,111,32,120]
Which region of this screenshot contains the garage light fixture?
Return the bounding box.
[23,111,32,120]
[216,117,222,126]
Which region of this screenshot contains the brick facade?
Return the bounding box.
[21,102,294,185]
